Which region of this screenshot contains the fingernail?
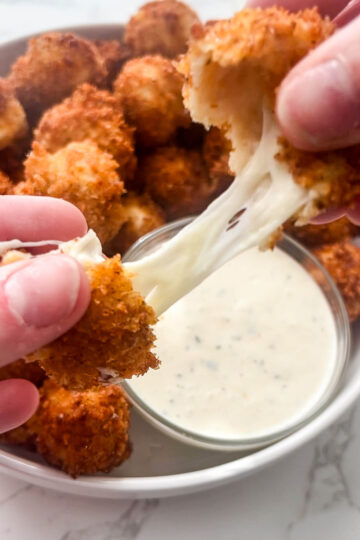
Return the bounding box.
[277,58,360,148]
[5,255,80,328]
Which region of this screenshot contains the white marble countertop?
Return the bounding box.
[0,0,360,538]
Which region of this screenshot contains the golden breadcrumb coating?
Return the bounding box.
[17,140,126,243]
[31,380,131,477]
[114,55,190,147]
[313,241,360,322]
[0,79,27,150]
[124,0,200,58]
[277,140,360,212]
[140,145,213,219]
[27,255,158,390]
[106,192,166,255]
[0,358,46,386]
[94,39,131,86]
[34,84,136,180]
[285,217,358,248]
[203,127,234,196]
[8,32,106,121]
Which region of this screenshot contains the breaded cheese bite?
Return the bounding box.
[114,55,190,147]
[140,145,213,219]
[178,8,360,220]
[26,240,158,389]
[8,32,107,120]
[31,381,131,477]
[124,0,200,58]
[16,140,126,244]
[34,84,136,180]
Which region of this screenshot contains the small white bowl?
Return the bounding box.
[0,25,359,500]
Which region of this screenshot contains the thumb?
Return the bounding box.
[0,253,90,366]
[276,16,360,151]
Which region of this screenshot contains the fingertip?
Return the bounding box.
[0,379,39,434]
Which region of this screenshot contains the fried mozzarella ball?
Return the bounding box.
[203,127,234,196]
[285,217,358,248]
[34,84,136,180]
[313,241,360,322]
[17,141,126,243]
[0,79,27,150]
[140,145,213,219]
[8,33,106,120]
[106,192,166,255]
[178,8,360,214]
[114,55,190,147]
[31,381,131,477]
[124,0,200,58]
[94,39,131,86]
[27,255,158,390]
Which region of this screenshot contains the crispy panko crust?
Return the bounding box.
[27,255,158,390]
[94,39,132,86]
[31,381,131,477]
[0,79,27,150]
[203,127,234,196]
[140,145,213,219]
[277,140,360,212]
[34,83,137,180]
[17,140,126,243]
[124,0,200,58]
[106,192,166,255]
[8,32,107,121]
[0,358,46,386]
[313,241,360,322]
[114,55,190,147]
[285,217,358,248]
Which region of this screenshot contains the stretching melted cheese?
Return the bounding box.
[125,110,315,315]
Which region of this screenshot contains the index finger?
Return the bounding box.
[245,0,349,18]
[0,196,87,242]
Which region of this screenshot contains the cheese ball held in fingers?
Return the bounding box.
[7,33,106,122]
[17,141,126,244]
[26,255,158,390]
[124,0,200,58]
[114,55,190,147]
[31,381,131,477]
[34,84,136,181]
[140,145,213,219]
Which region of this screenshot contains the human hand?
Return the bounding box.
[0,196,90,433]
[246,0,360,223]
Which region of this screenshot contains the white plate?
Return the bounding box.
[0,25,360,499]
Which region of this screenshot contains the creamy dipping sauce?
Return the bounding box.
[128,246,337,440]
